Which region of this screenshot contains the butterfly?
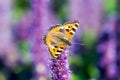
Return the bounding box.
[43,20,79,58]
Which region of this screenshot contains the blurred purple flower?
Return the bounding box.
[15,12,33,40]
[0,0,19,67]
[68,0,102,53]
[30,0,57,79]
[50,49,70,80]
[68,0,102,33]
[97,15,117,79]
[0,0,12,55]
[13,12,34,63]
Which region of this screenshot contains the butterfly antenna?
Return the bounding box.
[71,43,84,45]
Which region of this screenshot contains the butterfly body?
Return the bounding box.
[44,21,79,58]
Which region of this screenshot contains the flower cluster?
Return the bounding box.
[50,50,70,80]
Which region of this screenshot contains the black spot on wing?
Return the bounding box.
[72,28,76,32]
[54,46,58,48]
[57,50,62,53]
[70,32,73,35]
[68,26,72,28]
[75,24,79,28]
[55,54,59,57]
[66,29,69,32]
[53,49,55,51]
[60,47,64,49]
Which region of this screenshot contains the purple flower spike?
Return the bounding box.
[50,49,70,80]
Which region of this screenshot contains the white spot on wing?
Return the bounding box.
[73,26,77,30]
[55,52,61,54]
[70,30,75,34]
[58,48,63,51]
[61,25,64,29]
[76,23,79,26]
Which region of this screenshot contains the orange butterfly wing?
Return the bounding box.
[48,44,66,58]
[44,25,66,58]
[44,25,62,46]
[44,21,79,58]
[63,20,79,39]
